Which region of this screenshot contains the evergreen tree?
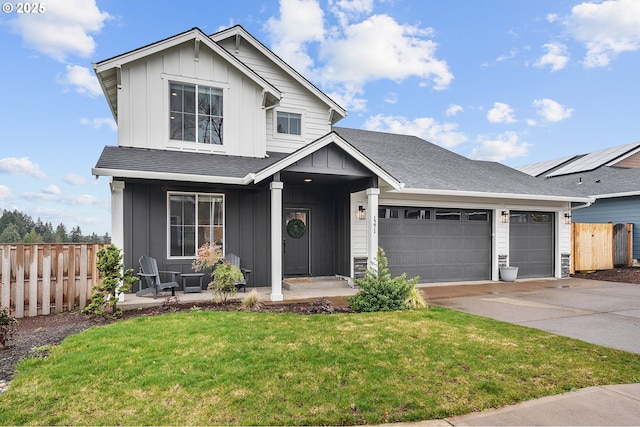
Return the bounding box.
[0,223,22,243]
[54,224,68,243]
[23,227,40,243]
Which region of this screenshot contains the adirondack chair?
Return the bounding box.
[225,253,251,292]
[136,255,180,299]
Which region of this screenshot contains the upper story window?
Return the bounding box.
[170,82,223,145]
[276,111,301,135]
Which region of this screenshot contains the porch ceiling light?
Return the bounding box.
[501,210,509,223]
[304,178,312,183]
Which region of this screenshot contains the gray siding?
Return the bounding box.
[123,181,272,292]
[572,196,640,259]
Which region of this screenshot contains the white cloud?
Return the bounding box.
[364,114,468,148]
[563,0,640,67]
[487,102,517,124]
[532,98,573,122]
[384,92,398,104]
[470,132,532,162]
[9,0,111,62]
[80,117,117,131]
[329,0,374,27]
[60,65,102,97]
[64,173,88,185]
[446,104,463,117]
[264,0,325,75]
[265,1,453,112]
[534,42,569,71]
[547,13,559,23]
[0,185,13,201]
[0,157,46,178]
[43,185,61,196]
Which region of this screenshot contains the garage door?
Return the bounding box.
[509,211,554,278]
[379,206,492,282]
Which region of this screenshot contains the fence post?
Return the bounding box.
[42,246,51,315]
[1,245,10,310]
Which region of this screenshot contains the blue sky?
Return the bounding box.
[1,0,639,236]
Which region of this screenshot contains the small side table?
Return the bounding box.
[182,273,205,293]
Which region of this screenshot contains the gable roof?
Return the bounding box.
[93,27,281,121]
[333,127,588,202]
[210,25,347,124]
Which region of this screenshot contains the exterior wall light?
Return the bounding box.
[564,212,572,224]
[501,210,509,223]
[358,205,366,220]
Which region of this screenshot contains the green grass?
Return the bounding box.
[1,307,640,425]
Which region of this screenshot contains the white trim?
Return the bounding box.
[166,191,225,260]
[391,187,592,203]
[270,181,284,301]
[592,191,640,199]
[92,167,255,185]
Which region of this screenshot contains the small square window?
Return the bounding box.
[277,111,301,135]
[435,209,461,221]
[405,209,430,220]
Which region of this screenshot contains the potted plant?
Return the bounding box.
[500,265,519,282]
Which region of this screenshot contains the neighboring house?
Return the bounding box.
[518,142,640,262]
[92,26,589,301]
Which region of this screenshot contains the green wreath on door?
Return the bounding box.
[286,218,306,238]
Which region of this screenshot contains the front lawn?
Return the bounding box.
[1,307,639,425]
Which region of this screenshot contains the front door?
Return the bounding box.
[284,208,310,275]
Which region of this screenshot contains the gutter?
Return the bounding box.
[92,167,256,185]
[391,187,592,203]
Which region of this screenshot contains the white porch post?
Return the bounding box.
[110,179,126,301]
[366,188,380,270]
[270,181,284,301]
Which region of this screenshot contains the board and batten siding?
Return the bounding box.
[117,41,267,157]
[217,37,334,153]
[572,196,640,260]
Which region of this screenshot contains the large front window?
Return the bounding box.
[170,82,223,145]
[169,193,224,257]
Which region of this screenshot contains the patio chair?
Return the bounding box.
[225,253,251,292]
[136,255,180,299]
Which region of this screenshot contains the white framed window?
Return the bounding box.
[169,82,223,145]
[168,192,224,258]
[275,110,303,137]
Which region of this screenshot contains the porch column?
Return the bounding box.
[270,181,284,301]
[366,188,380,270]
[110,179,125,250]
[110,179,125,301]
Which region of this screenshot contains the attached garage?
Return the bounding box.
[509,211,554,278]
[379,206,492,282]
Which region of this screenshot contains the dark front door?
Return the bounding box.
[284,208,311,275]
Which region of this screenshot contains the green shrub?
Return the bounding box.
[83,245,138,318]
[348,247,420,312]
[0,306,18,348]
[209,261,244,304]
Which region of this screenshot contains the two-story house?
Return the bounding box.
[92,25,590,301]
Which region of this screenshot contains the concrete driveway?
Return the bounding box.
[422,277,640,354]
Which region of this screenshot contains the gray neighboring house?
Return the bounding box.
[518,142,640,262]
[92,25,589,301]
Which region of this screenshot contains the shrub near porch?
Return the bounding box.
[2,308,640,425]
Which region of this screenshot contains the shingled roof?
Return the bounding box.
[332,127,585,199]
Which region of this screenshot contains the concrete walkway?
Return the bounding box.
[121,277,640,426]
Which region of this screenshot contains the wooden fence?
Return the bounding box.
[1,244,107,318]
[572,223,633,273]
